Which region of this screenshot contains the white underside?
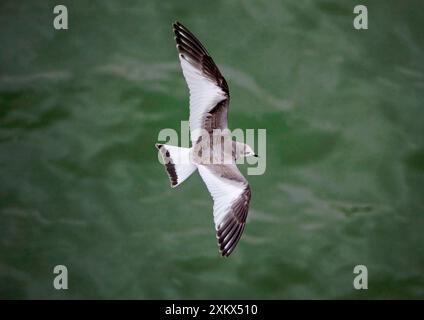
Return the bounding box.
[179,56,227,144]
[197,165,245,229]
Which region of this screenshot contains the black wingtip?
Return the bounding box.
[173,21,182,30]
[220,249,231,257]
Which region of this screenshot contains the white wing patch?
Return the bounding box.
[179,56,227,144]
[197,164,251,256]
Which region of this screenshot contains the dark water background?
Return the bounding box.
[0,0,423,299]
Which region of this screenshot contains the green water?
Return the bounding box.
[1,0,423,299]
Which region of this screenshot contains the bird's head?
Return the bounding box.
[237,142,257,158]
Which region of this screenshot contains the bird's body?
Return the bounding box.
[155,22,256,257]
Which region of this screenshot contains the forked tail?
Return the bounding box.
[155,144,197,188]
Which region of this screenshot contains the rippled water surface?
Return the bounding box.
[0,0,423,298]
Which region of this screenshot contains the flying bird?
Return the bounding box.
[155,22,257,257]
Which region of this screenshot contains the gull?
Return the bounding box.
[155,22,257,257]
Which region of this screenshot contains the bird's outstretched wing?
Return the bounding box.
[173,21,230,144]
[197,164,251,257]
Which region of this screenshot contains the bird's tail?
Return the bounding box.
[155,144,197,188]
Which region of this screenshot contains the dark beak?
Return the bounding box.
[253,154,258,157]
